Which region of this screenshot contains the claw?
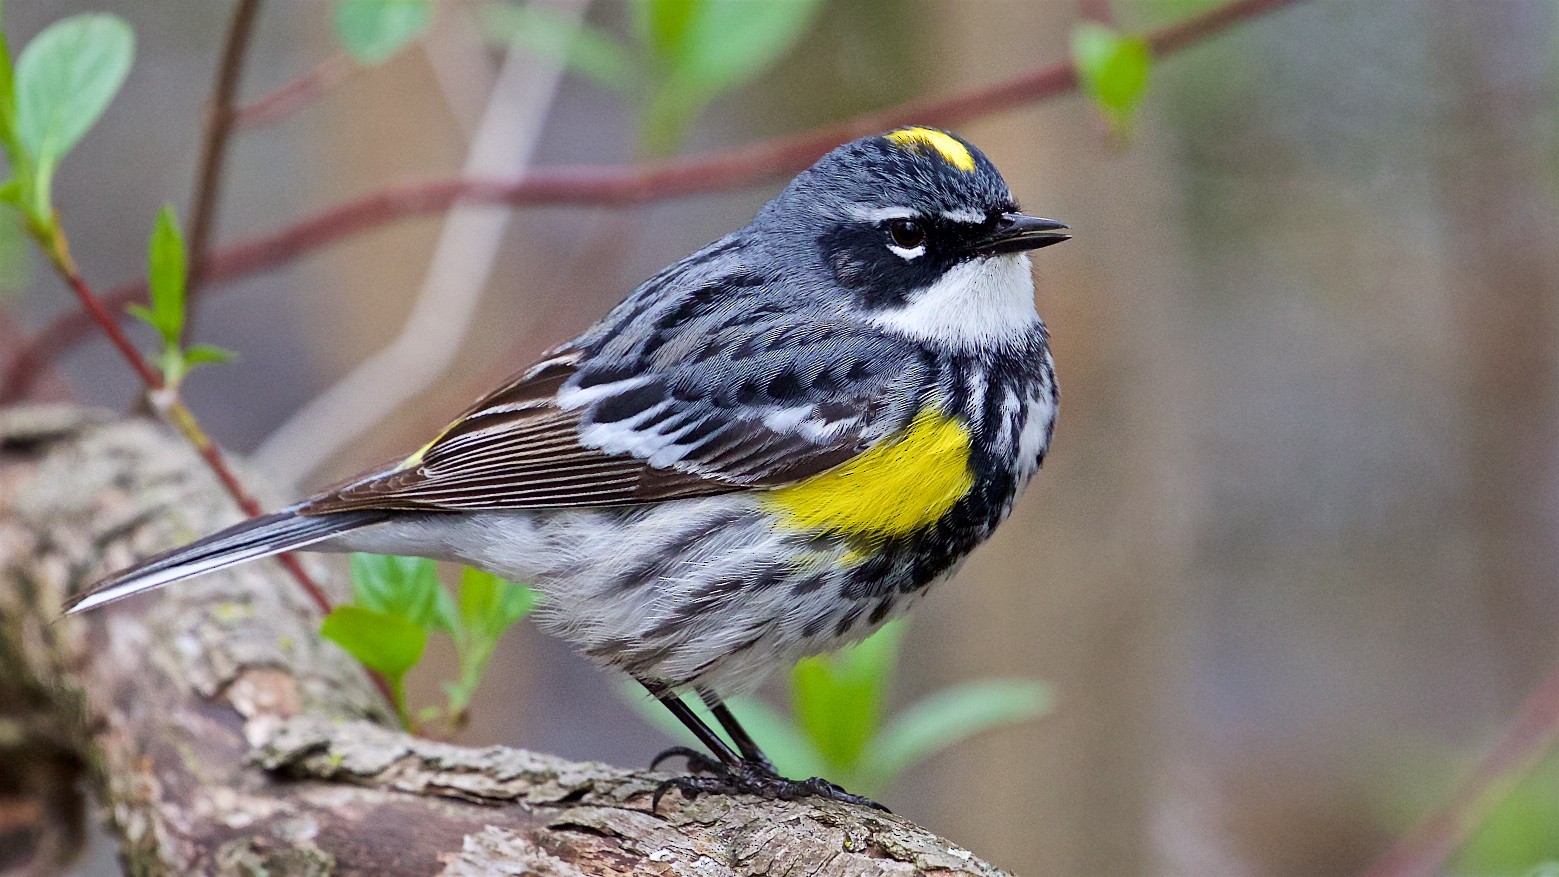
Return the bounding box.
[649,745,722,773]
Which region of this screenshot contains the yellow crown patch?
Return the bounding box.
[884,127,976,172]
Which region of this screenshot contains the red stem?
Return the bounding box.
[57,250,163,390]
[183,423,335,615]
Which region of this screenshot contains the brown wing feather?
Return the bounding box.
[300,354,864,515]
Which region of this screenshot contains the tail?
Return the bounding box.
[64,509,391,614]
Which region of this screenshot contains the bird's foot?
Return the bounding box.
[650,758,887,813]
[649,745,724,774]
[650,744,778,776]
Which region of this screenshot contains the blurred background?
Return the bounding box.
[5,1,1559,875]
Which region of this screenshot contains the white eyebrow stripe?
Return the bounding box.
[941,208,986,224]
[848,205,917,222]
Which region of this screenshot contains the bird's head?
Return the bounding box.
[756,127,1069,347]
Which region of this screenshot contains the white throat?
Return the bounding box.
[868,254,1039,347]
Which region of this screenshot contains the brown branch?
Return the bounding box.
[234,52,358,130]
[1360,661,1559,877]
[0,0,1307,403]
[184,0,263,334]
[0,408,1011,875]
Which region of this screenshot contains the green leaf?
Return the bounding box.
[1070,23,1152,133]
[127,303,178,375]
[633,0,700,61]
[1447,749,1559,875]
[334,0,432,65]
[445,567,534,718]
[14,14,133,165]
[0,20,19,152]
[631,0,821,156]
[320,604,427,678]
[143,204,185,348]
[867,679,1053,785]
[663,0,821,102]
[183,343,236,368]
[349,553,457,633]
[125,302,157,329]
[477,3,634,93]
[790,621,905,773]
[458,566,535,642]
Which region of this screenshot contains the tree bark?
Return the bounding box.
[0,406,1010,877]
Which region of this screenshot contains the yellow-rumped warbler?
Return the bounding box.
[67,127,1067,809]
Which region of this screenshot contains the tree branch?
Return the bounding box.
[0,407,1010,876]
[184,0,263,334]
[0,0,1308,404]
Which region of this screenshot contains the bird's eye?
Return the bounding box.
[887,218,926,250]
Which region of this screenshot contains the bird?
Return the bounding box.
[65,126,1068,810]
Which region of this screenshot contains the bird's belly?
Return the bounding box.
[343,488,993,694]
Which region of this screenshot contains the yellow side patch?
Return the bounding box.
[765,406,974,540]
[885,127,976,172]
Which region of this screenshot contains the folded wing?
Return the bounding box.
[302,319,927,514]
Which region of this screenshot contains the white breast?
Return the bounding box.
[869,253,1039,348]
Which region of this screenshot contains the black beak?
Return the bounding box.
[968,213,1070,256]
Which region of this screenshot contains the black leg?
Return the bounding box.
[699,689,775,772]
[638,678,740,768]
[639,679,889,814]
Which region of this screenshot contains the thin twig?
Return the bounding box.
[184,0,263,336]
[38,229,163,391]
[234,52,358,131]
[254,3,583,482]
[0,0,1307,403]
[1360,661,1559,877]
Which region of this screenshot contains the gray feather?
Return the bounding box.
[63,509,388,614]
